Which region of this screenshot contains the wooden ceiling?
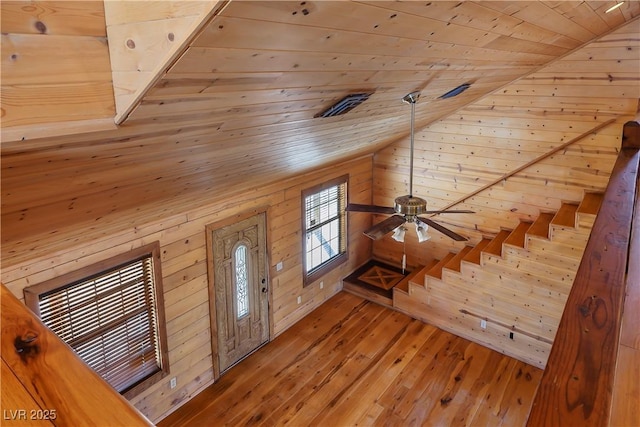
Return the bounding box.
[2,1,640,255]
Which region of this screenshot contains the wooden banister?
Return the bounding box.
[0,284,153,426]
[527,121,640,426]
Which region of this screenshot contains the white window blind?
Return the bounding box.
[35,254,163,394]
[302,176,347,281]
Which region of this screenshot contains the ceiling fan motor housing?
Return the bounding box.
[394,195,427,219]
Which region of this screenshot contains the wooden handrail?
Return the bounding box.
[1,284,153,426]
[431,118,617,215]
[527,121,640,426]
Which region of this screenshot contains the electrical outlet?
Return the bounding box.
[276,261,283,271]
[480,319,487,329]
[170,377,177,389]
[297,296,302,304]
[319,281,324,289]
[509,332,514,340]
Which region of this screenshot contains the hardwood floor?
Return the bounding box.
[159,292,542,426]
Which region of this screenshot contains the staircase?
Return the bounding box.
[393,192,603,368]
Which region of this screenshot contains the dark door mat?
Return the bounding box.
[343,259,410,299]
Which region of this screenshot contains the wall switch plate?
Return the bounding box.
[170,377,177,389]
[319,281,323,289]
[480,319,487,329]
[297,296,302,304]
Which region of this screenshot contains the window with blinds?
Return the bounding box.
[24,242,169,398]
[302,175,348,285]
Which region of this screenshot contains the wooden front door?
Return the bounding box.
[209,212,269,374]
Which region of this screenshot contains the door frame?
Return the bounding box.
[205,207,271,380]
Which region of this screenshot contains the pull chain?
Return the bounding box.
[402,240,407,274]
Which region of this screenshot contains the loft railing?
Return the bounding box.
[527,121,640,426]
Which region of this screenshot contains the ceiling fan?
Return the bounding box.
[346,90,474,242]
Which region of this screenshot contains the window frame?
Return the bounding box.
[23,242,170,399]
[301,174,349,286]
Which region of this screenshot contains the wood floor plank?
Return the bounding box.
[312,318,439,426]
[158,292,542,427]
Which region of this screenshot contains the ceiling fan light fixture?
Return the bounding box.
[344,89,473,244]
[415,222,431,242]
[392,226,406,242]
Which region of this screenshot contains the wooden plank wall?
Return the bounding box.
[373,20,640,269]
[0,156,373,423]
[0,1,115,137]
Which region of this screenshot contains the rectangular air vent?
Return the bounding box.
[315,92,373,118]
[439,83,471,99]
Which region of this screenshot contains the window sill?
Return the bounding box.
[304,252,347,287]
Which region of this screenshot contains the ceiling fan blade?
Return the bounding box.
[417,217,468,241]
[423,209,475,214]
[346,203,395,214]
[364,215,407,240]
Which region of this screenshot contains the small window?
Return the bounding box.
[302,175,348,285]
[24,242,169,398]
[234,243,250,319]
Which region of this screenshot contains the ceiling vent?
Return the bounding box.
[439,83,471,99]
[315,92,373,118]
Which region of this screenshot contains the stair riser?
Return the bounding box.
[425,253,456,282]
[523,240,586,262]
[577,215,597,229]
[464,263,573,299]
[503,245,582,269]
[547,227,591,245]
[481,255,577,287]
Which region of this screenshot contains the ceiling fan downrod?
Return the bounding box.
[402,91,420,198]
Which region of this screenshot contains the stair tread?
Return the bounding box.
[426,253,456,280]
[551,203,578,228]
[409,259,440,287]
[483,230,512,257]
[577,192,604,216]
[528,212,554,239]
[394,265,423,293]
[503,221,533,248]
[443,246,474,273]
[462,238,492,265]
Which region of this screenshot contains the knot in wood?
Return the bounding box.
[440,396,453,406]
[126,39,136,49]
[34,21,47,34]
[14,331,40,362]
